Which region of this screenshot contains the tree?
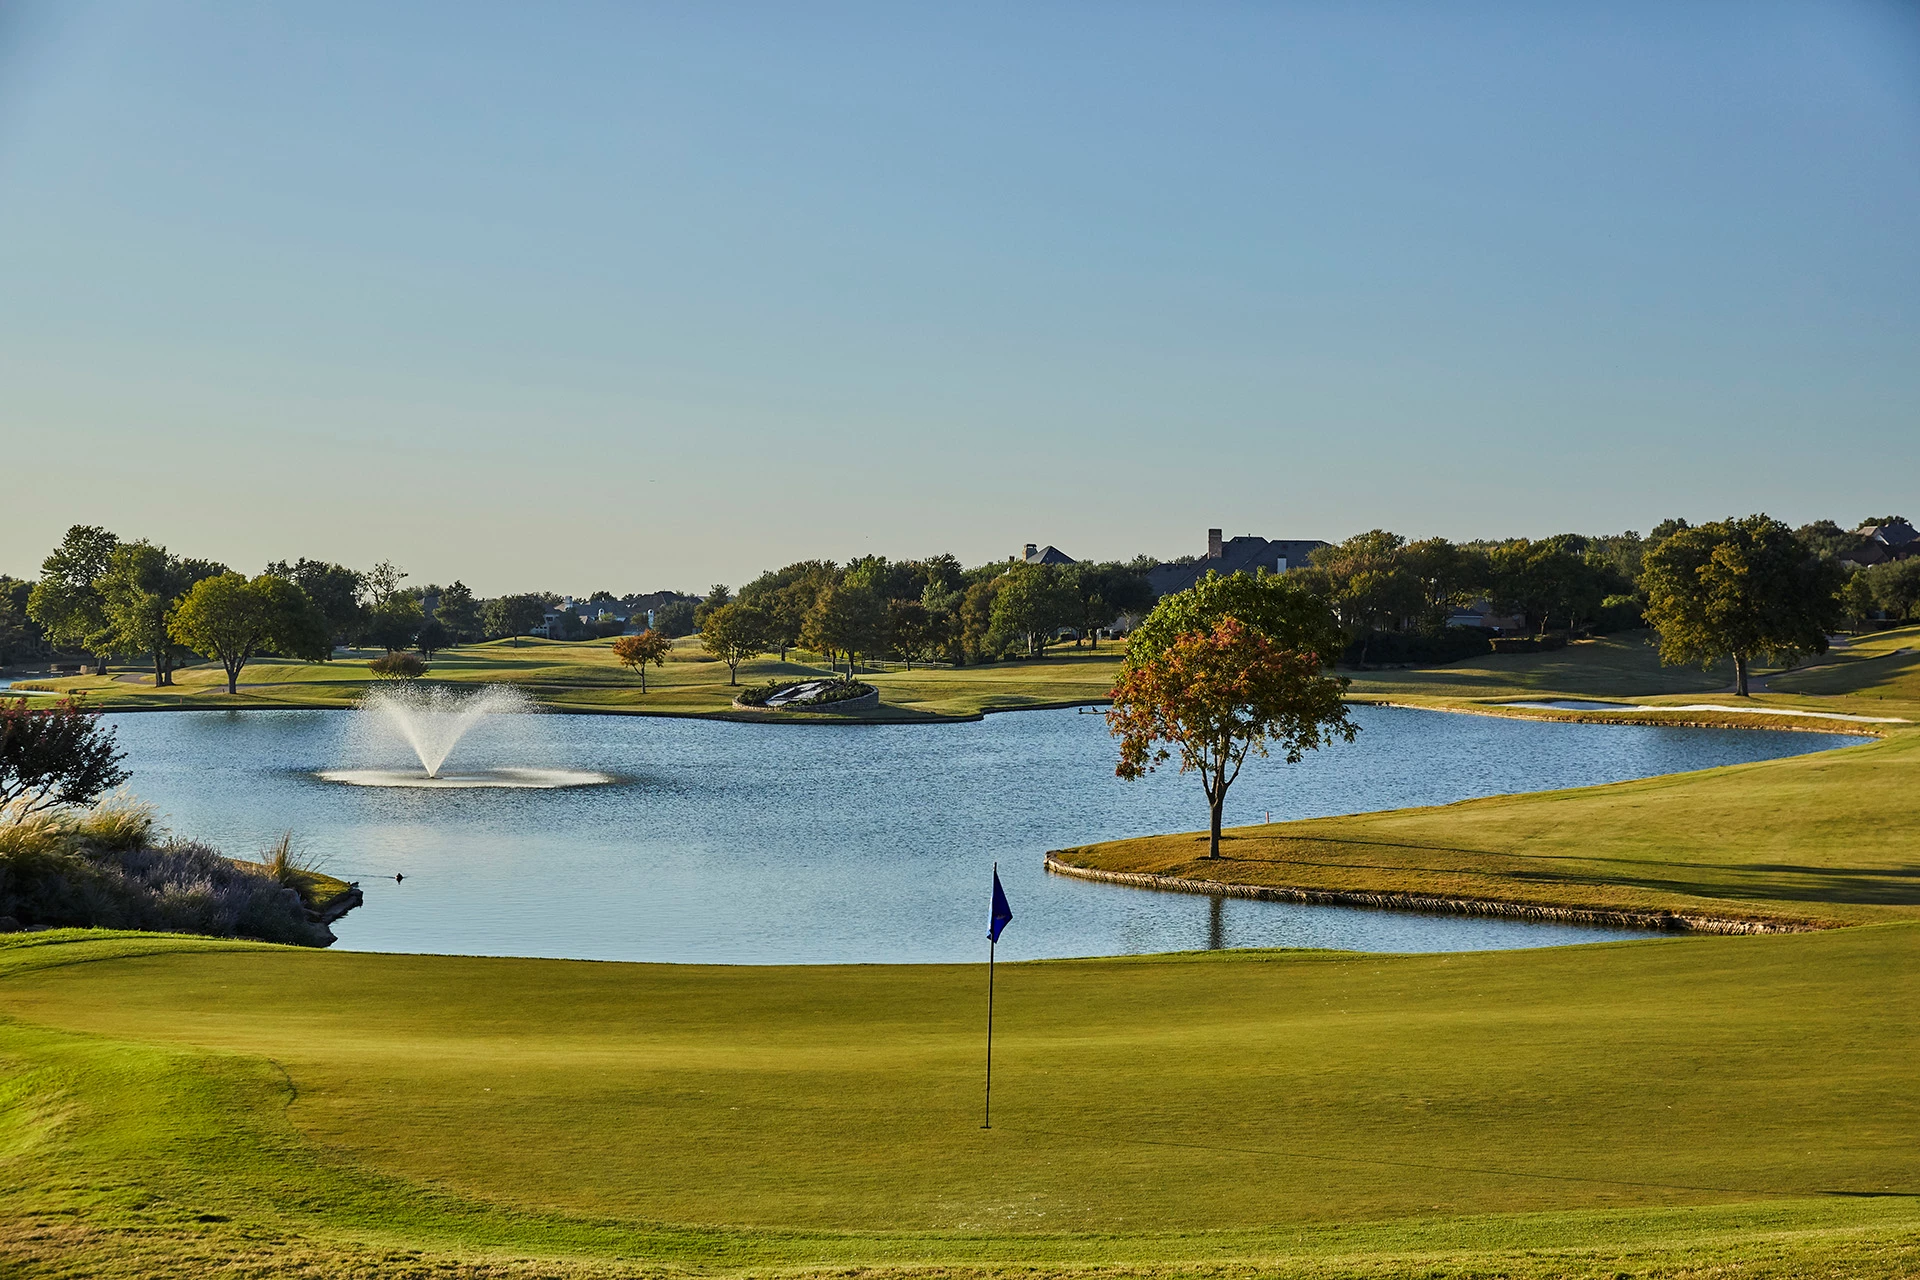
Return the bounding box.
[1640,515,1842,696]
[1487,535,1602,635]
[0,696,129,815]
[168,573,329,695]
[1866,558,1920,622]
[0,583,27,666]
[694,584,733,627]
[98,542,224,686]
[1839,568,1877,630]
[1307,530,1421,638]
[366,595,424,653]
[264,559,366,653]
[988,564,1072,657]
[611,630,671,692]
[1061,562,1153,648]
[27,525,119,673]
[483,593,548,645]
[887,598,938,670]
[415,618,451,658]
[653,600,697,638]
[432,580,481,643]
[1109,617,1355,859]
[1127,570,1346,669]
[699,602,771,685]
[802,582,884,675]
[1400,538,1488,631]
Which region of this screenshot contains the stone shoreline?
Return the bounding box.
[1041,853,1819,935]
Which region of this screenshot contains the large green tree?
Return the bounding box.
[168,574,329,695]
[483,594,548,645]
[1640,515,1842,696]
[265,559,367,653]
[699,602,771,685]
[97,542,225,686]
[987,564,1073,658]
[802,582,884,676]
[26,525,119,673]
[433,581,481,643]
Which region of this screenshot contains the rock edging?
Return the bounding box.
[1041,854,1817,935]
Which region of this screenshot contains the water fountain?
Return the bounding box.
[318,685,613,789]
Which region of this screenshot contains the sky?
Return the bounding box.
[2,1,1916,596]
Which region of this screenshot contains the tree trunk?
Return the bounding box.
[728,660,738,686]
[1207,790,1224,859]
[1734,651,1750,697]
[226,662,240,695]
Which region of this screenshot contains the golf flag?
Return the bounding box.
[989,867,1013,942]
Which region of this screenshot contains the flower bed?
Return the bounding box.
[733,679,879,713]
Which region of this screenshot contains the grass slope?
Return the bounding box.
[1055,727,1919,929]
[3,928,1919,1277]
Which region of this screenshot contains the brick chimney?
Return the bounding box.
[1207,528,1223,559]
[1024,543,1037,561]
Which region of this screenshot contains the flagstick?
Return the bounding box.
[983,933,996,1129]
[984,861,997,1130]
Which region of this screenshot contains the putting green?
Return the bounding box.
[3,923,1918,1275]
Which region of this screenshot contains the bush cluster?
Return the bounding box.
[0,801,336,946]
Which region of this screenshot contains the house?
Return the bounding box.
[1145,528,1330,598]
[1841,518,1919,566]
[1446,598,1526,633]
[1020,543,1077,566]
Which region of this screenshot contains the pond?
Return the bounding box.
[98,704,1859,963]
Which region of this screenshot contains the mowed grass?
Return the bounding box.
[1342,630,1739,700]
[1057,727,1919,928]
[3,928,1919,1277]
[6,631,1920,1274]
[11,637,1128,722]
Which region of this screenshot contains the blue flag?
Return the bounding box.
[989,866,1013,943]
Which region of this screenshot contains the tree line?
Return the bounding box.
[1294,514,1914,668]
[680,555,1159,684]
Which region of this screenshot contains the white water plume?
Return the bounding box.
[358,684,532,777]
[323,684,613,790]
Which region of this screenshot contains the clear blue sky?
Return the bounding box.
[2,1,1915,595]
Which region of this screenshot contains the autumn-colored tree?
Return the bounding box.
[611,629,671,692]
[1640,515,1841,696]
[699,602,771,685]
[1109,617,1354,859]
[0,696,129,814]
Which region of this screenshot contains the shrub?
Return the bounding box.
[369,652,429,679]
[0,800,336,946]
[0,697,129,814]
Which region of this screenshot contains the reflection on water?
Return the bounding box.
[101,705,1856,964]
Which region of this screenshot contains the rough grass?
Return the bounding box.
[1,928,1918,1277]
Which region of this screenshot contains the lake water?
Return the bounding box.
[101,705,1858,963]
